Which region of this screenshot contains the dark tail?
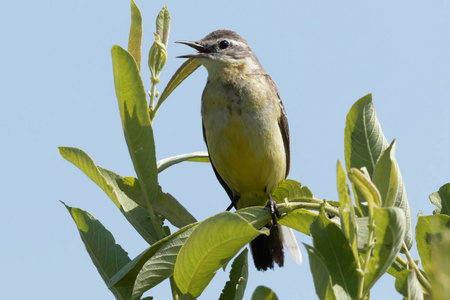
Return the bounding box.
[250,224,284,271]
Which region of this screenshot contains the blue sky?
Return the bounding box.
[1,0,449,299]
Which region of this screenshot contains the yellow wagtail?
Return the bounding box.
[178,30,301,271]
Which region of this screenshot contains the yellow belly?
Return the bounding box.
[202,98,286,208]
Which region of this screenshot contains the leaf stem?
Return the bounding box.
[149,80,158,121]
[401,241,432,294]
[287,197,340,216]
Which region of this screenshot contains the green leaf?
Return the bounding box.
[372,140,413,249]
[156,57,201,111]
[348,168,381,218]
[174,212,267,298]
[344,94,388,215]
[234,205,317,236]
[395,270,424,300]
[372,140,399,208]
[277,209,318,236]
[429,183,450,216]
[131,226,197,299]
[234,207,272,231]
[157,151,209,173]
[62,202,132,299]
[128,0,142,70]
[251,286,278,300]
[156,5,170,47]
[364,207,406,291]
[427,227,450,300]
[111,45,162,238]
[58,147,160,244]
[310,211,359,299]
[109,223,197,289]
[272,179,314,203]
[344,93,388,176]
[416,214,450,275]
[116,176,196,228]
[180,294,196,300]
[355,217,370,251]
[170,277,184,300]
[304,244,338,300]
[337,160,358,261]
[219,249,248,300]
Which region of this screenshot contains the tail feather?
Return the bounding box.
[250,224,284,271]
[279,225,302,265]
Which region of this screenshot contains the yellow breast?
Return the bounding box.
[201,73,286,207]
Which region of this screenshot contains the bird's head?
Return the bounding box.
[177,30,260,73]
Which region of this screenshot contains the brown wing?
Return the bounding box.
[202,122,234,200]
[264,75,290,178]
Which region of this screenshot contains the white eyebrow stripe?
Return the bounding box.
[231,41,247,48]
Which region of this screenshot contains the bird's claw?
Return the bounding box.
[265,194,280,226]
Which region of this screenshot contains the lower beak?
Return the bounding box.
[176,40,211,58]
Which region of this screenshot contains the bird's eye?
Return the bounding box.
[219,40,229,49]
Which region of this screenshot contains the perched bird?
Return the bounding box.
[177,30,301,270]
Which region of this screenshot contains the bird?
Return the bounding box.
[177,29,301,271]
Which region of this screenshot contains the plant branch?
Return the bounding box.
[401,241,432,294]
[287,197,340,216]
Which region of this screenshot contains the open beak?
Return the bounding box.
[176,40,211,58]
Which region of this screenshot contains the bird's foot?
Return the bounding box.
[265,193,280,225]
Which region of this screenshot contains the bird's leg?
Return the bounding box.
[226,194,240,211]
[265,193,281,226]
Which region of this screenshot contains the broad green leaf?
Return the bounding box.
[128,0,142,69]
[304,244,338,300]
[109,223,197,289]
[117,176,196,228]
[111,45,162,237]
[62,202,132,299]
[235,207,272,230]
[348,168,381,218]
[344,94,388,215]
[427,228,450,300]
[157,151,209,173]
[156,5,170,47]
[344,94,388,176]
[59,147,160,244]
[310,211,359,299]
[395,270,424,300]
[156,57,201,111]
[373,140,413,249]
[336,160,358,261]
[416,214,450,275]
[277,208,318,235]
[251,286,278,300]
[272,179,314,203]
[59,147,120,207]
[355,217,370,251]
[429,183,450,216]
[131,226,196,299]
[235,205,318,236]
[219,249,248,300]
[364,207,405,291]
[174,212,267,297]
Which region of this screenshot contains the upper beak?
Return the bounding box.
[176,40,211,58]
